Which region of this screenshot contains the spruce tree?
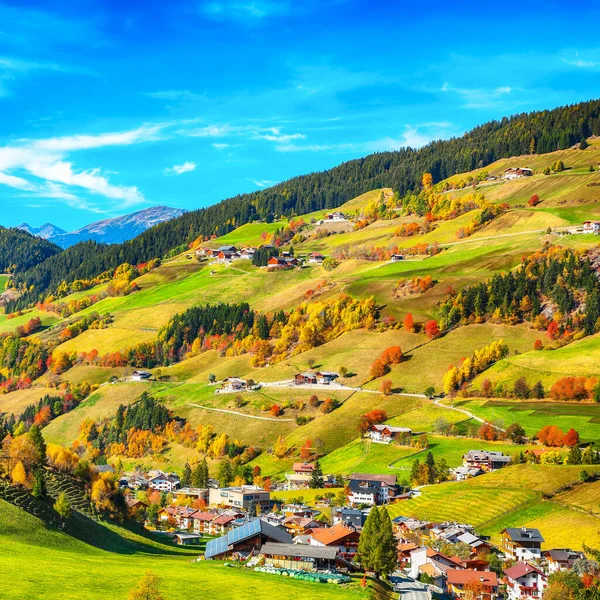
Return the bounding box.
[32,469,46,499]
[28,424,46,465]
[372,507,397,577]
[357,506,381,571]
[192,458,209,488]
[248,500,257,517]
[309,460,324,489]
[425,451,436,484]
[218,459,233,487]
[568,446,582,465]
[181,463,192,488]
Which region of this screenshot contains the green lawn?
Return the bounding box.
[452,398,600,444]
[0,499,370,600]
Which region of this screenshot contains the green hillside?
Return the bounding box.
[0,499,370,600]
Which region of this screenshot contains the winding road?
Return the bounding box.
[187,403,295,422]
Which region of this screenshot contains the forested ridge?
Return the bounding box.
[8,98,600,309]
[0,227,61,274]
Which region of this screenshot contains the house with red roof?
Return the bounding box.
[308,523,360,560]
[446,569,498,599]
[504,562,547,600]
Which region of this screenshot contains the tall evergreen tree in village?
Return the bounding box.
[357,506,397,577]
[181,463,192,488]
[310,460,324,489]
[192,458,209,488]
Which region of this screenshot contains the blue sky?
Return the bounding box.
[1,0,600,230]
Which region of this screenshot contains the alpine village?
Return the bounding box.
[2,8,600,600]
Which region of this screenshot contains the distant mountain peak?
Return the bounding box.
[21,205,187,248]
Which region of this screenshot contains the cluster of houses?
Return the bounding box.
[196,245,257,263]
[119,464,586,597]
[396,517,583,599]
[195,244,328,268]
[119,470,182,492]
[503,167,533,180]
[293,371,339,386]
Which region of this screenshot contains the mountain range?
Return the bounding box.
[18,205,187,248]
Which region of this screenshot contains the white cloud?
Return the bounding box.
[562,57,597,68]
[441,82,515,109]
[0,124,164,211]
[165,161,197,175]
[250,178,277,187]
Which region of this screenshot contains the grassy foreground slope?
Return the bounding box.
[0,499,370,600]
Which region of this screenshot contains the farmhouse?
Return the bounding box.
[308,523,360,559]
[394,517,432,544]
[463,450,511,471]
[131,370,151,381]
[217,249,241,263]
[446,569,499,599]
[501,527,544,561]
[284,462,314,490]
[267,256,298,267]
[322,211,348,222]
[149,473,180,492]
[239,247,256,259]
[390,254,404,262]
[503,167,533,180]
[368,424,412,443]
[208,485,270,512]
[220,377,247,391]
[307,252,325,264]
[294,371,338,385]
[504,562,547,600]
[543,549,585,573]
[347,473,397,506]
[583,220,600,234]
[204,518,293,559]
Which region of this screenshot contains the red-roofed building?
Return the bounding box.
[504,562,547,600]
[309,524,360,559]
[446,569,498,599]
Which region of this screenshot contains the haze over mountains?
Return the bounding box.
[18,206,186,248]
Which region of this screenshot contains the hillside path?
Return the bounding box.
[187,403,295,421]
[432,398,505,431]
[440,226,571,248]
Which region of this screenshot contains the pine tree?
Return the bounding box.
[357,506,381,571]
[248,500,257,517]
[181,463,192,488]
[425,451,436,484]
[218,459,233,487]
[309,460,324,489]
[372,507,397,577]
[32,469,46,498]
[192,458,209,488]
[28,424,46,465]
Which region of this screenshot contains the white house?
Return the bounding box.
[368,424,412,444]
[504,563,547,600]
[347,474,397,506]
[322,211,348,222]
[148,473,180,492]
[131,370,151,381]
[583,220,600,234]
[503,167,533,180]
